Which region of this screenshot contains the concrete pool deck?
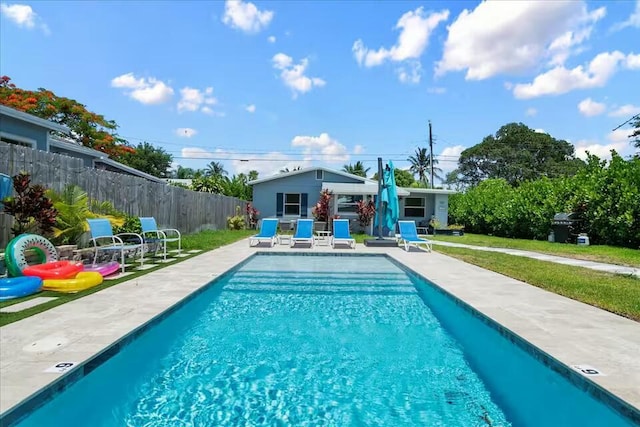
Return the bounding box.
[1,240,639,421]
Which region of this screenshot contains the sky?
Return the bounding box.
[1,0,639,182]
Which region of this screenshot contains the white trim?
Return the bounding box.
[403,196,426,218]
[249,166,372,185]
[0,131,37,148]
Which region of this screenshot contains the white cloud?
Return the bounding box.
[525,107,537,117]
[427,87,446,94]
[436,1,605,79]
[396,61,422,84]
[245,104,256,113]
[177,86,218,113]
[353,7,449,69]
[222,0,273,33]
[272,53,325,98]
[180,147,310,177]
[267,35,276,43]
[291,133,349,163]
[512,51,638,99]
[609,104,640,117]
[534,128,547,134]
[438,144,465,178]
[574,128,635,160]
[353,144,365,155]
[175,128,197,138]
[1,3,49,34]
[111,72,174,105]
[201,106,225,117]
[578,98,606,117]
[612,0,640,31]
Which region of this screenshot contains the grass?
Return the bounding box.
[0,229,255,326]
[435,245,640,321]
[429,233,639,267]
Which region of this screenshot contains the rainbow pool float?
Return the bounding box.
[4,234,107,294]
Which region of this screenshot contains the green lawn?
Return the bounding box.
[429,233,639,267]
[0,229,255,326]
[435,245,640,321]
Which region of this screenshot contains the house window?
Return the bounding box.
[284,193,301,215]
[404,197,425,217]
[0,132,36,148]
[316,170,324,180]
[337,194,363,214]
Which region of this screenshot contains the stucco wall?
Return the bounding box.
[0,114,49,150]
[252,170,362,219]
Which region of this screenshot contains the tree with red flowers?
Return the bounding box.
[0,76,134,161]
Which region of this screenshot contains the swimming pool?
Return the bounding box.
[6,254,637,426]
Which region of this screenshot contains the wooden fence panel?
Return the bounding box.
[0,142,245,248]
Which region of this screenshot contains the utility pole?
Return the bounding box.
[428,120,434,189]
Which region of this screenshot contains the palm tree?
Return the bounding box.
[342,161,370,177]
[175,166,196,179]
[408,147,443,187]
[248,170,259,181]
[205,161,227,177]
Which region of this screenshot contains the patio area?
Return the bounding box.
[1,239,638,422]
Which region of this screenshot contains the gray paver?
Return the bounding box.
[0,240,638,418]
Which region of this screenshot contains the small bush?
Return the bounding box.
[227,206,246,230]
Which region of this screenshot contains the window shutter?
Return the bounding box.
[301,193,308,218]
[276,193,283,217]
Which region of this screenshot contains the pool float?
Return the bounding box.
[42,272,103,293]
[5,234,58,277]
[0,276,43,301]
[23,260,83,280]
[82,261,120,277]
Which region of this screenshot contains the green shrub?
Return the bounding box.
[227,206,246,230]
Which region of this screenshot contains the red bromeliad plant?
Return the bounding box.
[312,189,332,222]
[1,172,57,237]
[245,202,260,229]
[356,199,376,227]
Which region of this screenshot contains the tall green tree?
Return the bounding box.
[248,170,259,181]
[454,122,583,187]
[120,142,172,178]
[342,161,370,177]
[372,168,415,187]
[0,76,132,161]
[629,115,640,149]
[205,161,227,177]
[173,166,197,179]
[408,147,442,187]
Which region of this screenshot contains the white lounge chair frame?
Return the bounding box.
[398,220,433,252]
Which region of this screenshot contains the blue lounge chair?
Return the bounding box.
[140,217,182,260]
[398,220,432,252]
[332,219,355,249]
[87,218,145,273]
[249,218,279,247]
[291,219,314,248]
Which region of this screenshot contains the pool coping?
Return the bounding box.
[1,241,639,425]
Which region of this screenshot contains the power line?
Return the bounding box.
[612,114,639,132]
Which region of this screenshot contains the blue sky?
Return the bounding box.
[1,0,639,181]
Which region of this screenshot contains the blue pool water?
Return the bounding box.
[11,255,635,426]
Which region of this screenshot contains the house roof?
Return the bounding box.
[0,105,70,134]
[403,187,457,195]
[94,157,167,184]
[322,182,410,196]
[248,166,372,185]
[50,136,106,157]
[50,137,166,184]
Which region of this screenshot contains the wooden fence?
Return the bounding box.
[0,142,246,248]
